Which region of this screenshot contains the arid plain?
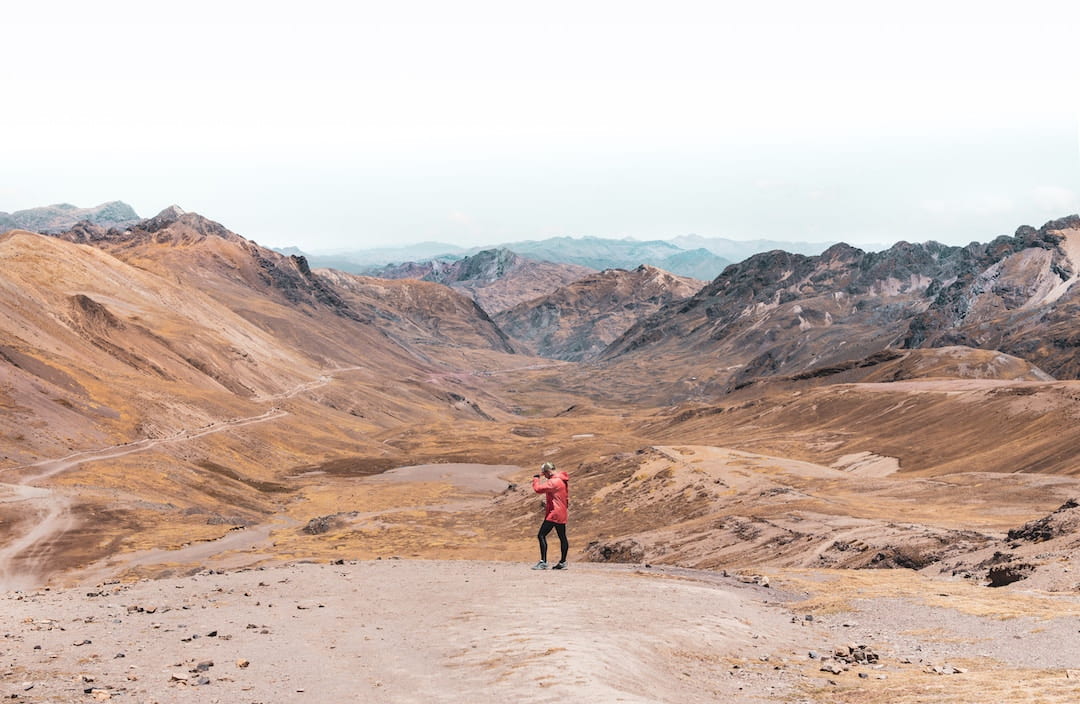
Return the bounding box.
[2,208,1080,702]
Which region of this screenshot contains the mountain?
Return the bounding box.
[1,207,525,483]
[494,265,704,361]
[0,201,140,233]
[602,215,1080,393]
[488,236,731,279]
[289,241,467,268]
[291,236,732,280]
[356,248,595,314]
[670,234,843,259]
[316,269,518,355]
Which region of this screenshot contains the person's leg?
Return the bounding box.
[554,522,568,564]
[536,520,556,563]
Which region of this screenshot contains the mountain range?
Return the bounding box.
[284,234,848,281]
[3,199,1080,674]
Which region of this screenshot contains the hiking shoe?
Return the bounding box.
[531,561,548,570]
[552,561,567,570]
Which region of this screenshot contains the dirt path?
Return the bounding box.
[2,559,809,703]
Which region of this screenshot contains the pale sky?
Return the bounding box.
[3,0,1079,251]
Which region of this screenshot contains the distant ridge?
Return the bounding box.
[291,235,732,280]
[0,201,140,233]
[352,248,594,314]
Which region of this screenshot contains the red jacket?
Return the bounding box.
[533,471,569,524]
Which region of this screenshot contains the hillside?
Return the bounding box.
[604,216,1080,390]
[360,248,595,314]
[0,210,531,581]
[494,265,703,361]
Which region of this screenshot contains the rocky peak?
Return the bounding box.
[136,207,237,244]
[435,248,524,285]
[139,205,187,233]
[494,264,701,361]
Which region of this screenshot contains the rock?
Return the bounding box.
[236,659,250,668]
[820,661,845,675]
[987,563,1036,587]
[583,539,645,563]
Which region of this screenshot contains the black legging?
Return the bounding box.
[537,520,568,563]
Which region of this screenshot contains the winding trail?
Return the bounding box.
[0,365,370,590]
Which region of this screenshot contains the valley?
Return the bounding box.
[2,207,1079,702]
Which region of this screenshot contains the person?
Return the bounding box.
[531,461,569,570]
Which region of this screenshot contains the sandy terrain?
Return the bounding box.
[4,560,810,703]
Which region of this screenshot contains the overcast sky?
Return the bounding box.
[3,1,1078,251]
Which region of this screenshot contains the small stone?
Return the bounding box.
[196,660,214,672]
[236,659,250,669]
[820,662,844,675]
[858,672,869,679]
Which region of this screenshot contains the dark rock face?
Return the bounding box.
[604,216,1080,383]
[987,562,1035,587]
[1007,499,1080,543]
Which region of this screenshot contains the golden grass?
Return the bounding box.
[799,667,1080,704]
[779,569,1080,620]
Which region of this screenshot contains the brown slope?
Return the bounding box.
[316,269,519,357]
[493,265,703,361]
[0,218,538,581]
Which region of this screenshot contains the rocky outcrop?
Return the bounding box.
[1007,499,1080,543]
[494,265,703,361]
[603,216,1080,383]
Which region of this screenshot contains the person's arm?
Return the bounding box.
[532,476,555,494]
